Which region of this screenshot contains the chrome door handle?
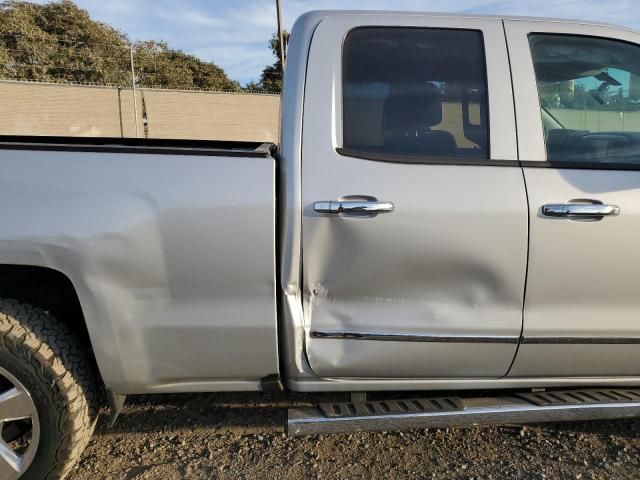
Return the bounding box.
[542,203,620,218]
[314,200,394,215]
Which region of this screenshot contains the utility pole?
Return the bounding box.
[275,0,286,73]
[129,45,140,138]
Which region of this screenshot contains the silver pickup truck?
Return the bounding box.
[2,9,640,479]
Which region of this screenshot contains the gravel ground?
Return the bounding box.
[72,392,640,480]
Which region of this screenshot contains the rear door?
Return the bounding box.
[505,20,640,376]
[301,15,528,379]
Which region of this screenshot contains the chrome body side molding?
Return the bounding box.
[522,337,640,345]
[310,330,519,344]
[311,330,640,345]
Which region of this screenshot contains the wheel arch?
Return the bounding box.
[0,261,116,392]
[0,264,91,349]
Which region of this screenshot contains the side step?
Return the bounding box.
[287,388,640,436]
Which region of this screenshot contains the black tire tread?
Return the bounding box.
[0,298,98,479]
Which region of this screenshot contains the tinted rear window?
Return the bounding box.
[342,27,489,160]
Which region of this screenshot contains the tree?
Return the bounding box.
[0,0,240,90]
[132,39,239,90]
[246,32,288,93]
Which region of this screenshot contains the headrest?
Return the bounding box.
[383,83,443,133]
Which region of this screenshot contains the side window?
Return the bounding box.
[530,34,640,165]
[342,27,489,160]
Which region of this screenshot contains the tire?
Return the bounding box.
[0,298,99,479]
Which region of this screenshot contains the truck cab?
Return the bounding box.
[280,11,640,390]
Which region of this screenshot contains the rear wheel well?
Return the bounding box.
[0,264,98,374]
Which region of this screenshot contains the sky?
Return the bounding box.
[42,0,640,86]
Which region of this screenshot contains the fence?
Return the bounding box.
[0,31,285,142]
[0,79,280,142]
[548,107,640,133]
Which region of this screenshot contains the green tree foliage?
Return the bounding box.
[247,32,288,93]
[0,0,240,90]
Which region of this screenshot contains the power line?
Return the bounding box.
[0,49,130,61]
[0,63,258,83]
[0,77,278,95]
[0,32,131,49]
[1,63,128,73]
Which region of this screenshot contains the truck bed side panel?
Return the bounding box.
[0,146,278,393]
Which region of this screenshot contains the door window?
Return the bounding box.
[342,27,489,160]
[530,34,640,166]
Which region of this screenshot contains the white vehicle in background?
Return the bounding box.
[2,10,640,479]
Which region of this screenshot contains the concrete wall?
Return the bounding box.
[0,80,280,142]
[0,81,132,137]
[548,108,640,132]
[141,89,280,142]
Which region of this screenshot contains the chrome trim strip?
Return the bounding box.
[523,336,640,345]
[311,331,640,345]
[309,330,519,344]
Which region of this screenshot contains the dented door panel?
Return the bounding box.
[302,162,527,378]
[300,15,525,379]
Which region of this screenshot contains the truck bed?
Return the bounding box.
[0,136,279,393]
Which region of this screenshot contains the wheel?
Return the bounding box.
[0,299,99,479]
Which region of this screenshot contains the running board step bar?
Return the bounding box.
[287,388,640,436]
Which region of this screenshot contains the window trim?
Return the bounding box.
[338,26,492,165]
[337,147,518,167]
[340,147,640,170]
[520,160,640,170]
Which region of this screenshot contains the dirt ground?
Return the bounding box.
[72,392,640,480]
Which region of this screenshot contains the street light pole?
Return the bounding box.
[275,0,285,72]
[129,45,140,138]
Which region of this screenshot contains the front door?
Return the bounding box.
[301,15,528,378]
[506,20,640,376]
